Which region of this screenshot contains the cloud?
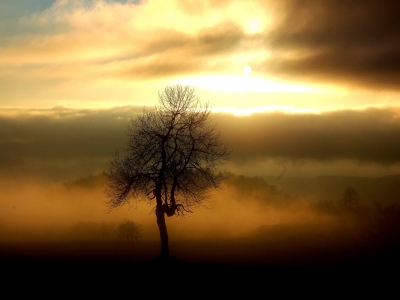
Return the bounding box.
[2,0,399,109]
[0,0,257,107]
[264,0,400,90]
[0,106,138,180]
[1,106,400,181]
[214,107,400,165]
[0,0,264,70]
[119,22,245,79]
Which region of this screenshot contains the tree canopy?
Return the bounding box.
[105,84,230,258]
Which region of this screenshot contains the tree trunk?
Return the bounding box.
[156,205,170,260]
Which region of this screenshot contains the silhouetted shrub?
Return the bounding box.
[339,186,360,210]
[117,219,143,243]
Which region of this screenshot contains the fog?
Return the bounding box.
[0,173,332,242]
[2,171,397,267]
[0,107,400,264]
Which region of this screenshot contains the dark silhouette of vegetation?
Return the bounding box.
[105,84,230,260]
[223,172,279,198]
[222,172,298,207]
[313,198,336,213]
[68,220,143,243]
[339,186,360,210]
[117,219,143,243]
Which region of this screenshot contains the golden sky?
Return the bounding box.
[1,0,400,110]
[1,0,400,180]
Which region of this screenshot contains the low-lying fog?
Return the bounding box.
[0,173,331,240]
[0,172,398,265]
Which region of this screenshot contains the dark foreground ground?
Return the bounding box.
[1,224,399,286]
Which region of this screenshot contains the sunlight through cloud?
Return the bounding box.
[175,76,316,94]
[242,66,252,76]
[210,105,321,116]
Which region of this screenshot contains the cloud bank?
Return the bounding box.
[1,106,399,180]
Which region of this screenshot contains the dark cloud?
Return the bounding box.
[119,0,400,87]
[263,0,400,90]
[0,106,139,180]
[194,21,244,56]
[124,58,202,79]
[2,0,399,93]
[1,106,400,181]
[122,22,245,78]
[213,107,400,164]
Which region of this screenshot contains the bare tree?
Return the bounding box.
[105,84,230,259]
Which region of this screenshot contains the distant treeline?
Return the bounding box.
[65,171,400,211]
[66,219,143,243]
[222,172,301,207]
[266,174,400,208]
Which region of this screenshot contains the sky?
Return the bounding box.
[1,0,400,181]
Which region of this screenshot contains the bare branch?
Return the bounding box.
[105,84,230,258]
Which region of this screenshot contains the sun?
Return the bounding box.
[242,66,252,76]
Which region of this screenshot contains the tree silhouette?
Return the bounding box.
[117,220,143,243]
[105,84,230,260]
[339,186,360,210]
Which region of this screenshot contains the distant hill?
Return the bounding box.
[264,174,400,207]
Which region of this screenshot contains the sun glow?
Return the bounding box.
[211,105,322,116]
[242,66,252,76]
[175,75,315,94]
